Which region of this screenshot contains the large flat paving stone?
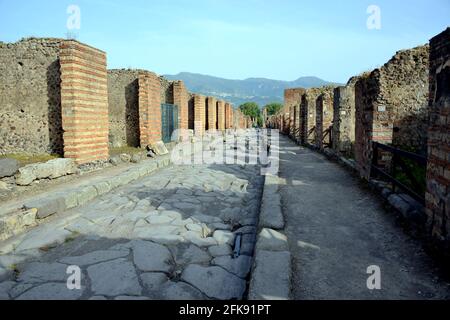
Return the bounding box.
[18,262,68,283]
[132,240,174,273]
[16,282,83,300]
[161,281,206,300]
[211,255,252,279]
[181,265,246,300]
[58,249,129,266]
[87,258,142,297]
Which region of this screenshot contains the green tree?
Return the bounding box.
[239,102,260,122]
[264,102,284,116]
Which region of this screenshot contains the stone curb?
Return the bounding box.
[0,155,172,241]
[248,172,292,300]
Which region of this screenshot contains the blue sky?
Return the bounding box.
[0,0,449,83]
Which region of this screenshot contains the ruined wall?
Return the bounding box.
[60,40,109,164]
[159,76,173,105]
[107,69,140,148]
[332,81,356,158]
[315,87,334,150]
[300,88,322,144]
[138,71,162,146]
[355,45,430,178]
[0,38,63,155]
[233,108,245,129]
[426,28,450,242]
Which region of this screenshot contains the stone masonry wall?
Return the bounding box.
[315,87,334,150]
[138,71,162,146]
[332,81,356,158]
[0,38,64,155]
[60,40,109,164]
[159,76,173,105]
[107,69,140,148]
[426,28,450,242]
[355,45,430,178]
[108,70,173,148]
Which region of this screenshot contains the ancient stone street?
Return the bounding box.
[0,163,263,300]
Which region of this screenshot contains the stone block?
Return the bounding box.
[248,250,291,300]
[0,158,19,178]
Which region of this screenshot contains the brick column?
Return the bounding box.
[300,89,320,145]
[315,90,334,150]
[426,28,450,242]
[138,71,161,146]
[206,96,217,132]
[173,80,188,130]
[60,40,109,164]
[332,85,356,157]
[225,103,231,129]
[217,100,225,131]
[194,94,206,136]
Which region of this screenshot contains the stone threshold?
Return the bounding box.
[0,155,172,243]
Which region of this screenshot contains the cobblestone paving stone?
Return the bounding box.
[0,163,263,300]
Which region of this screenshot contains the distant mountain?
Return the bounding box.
[164,72,340,107]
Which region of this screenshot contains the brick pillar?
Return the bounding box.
[173,80,188,131]
[229,107,234,129]
[332,85,356,157]
[426,28,450,242]
[315,90,334,150]
[60,40,109,164]
[194,94,206,136]
[207,96,217,132]
[301,89,320,145]
[138,71,162,146]
[225,103,231,129]
[217,100,226,131]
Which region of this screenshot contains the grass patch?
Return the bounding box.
[109,146,144,157]
[0,153,60,166]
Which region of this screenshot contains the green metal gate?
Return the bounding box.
[161,103,179,143]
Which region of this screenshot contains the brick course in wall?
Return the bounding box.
[138,71,162,146]
[194,94,206,136]
[355,45,429,178]
[425,28,450,242]
[60,40,109,164]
